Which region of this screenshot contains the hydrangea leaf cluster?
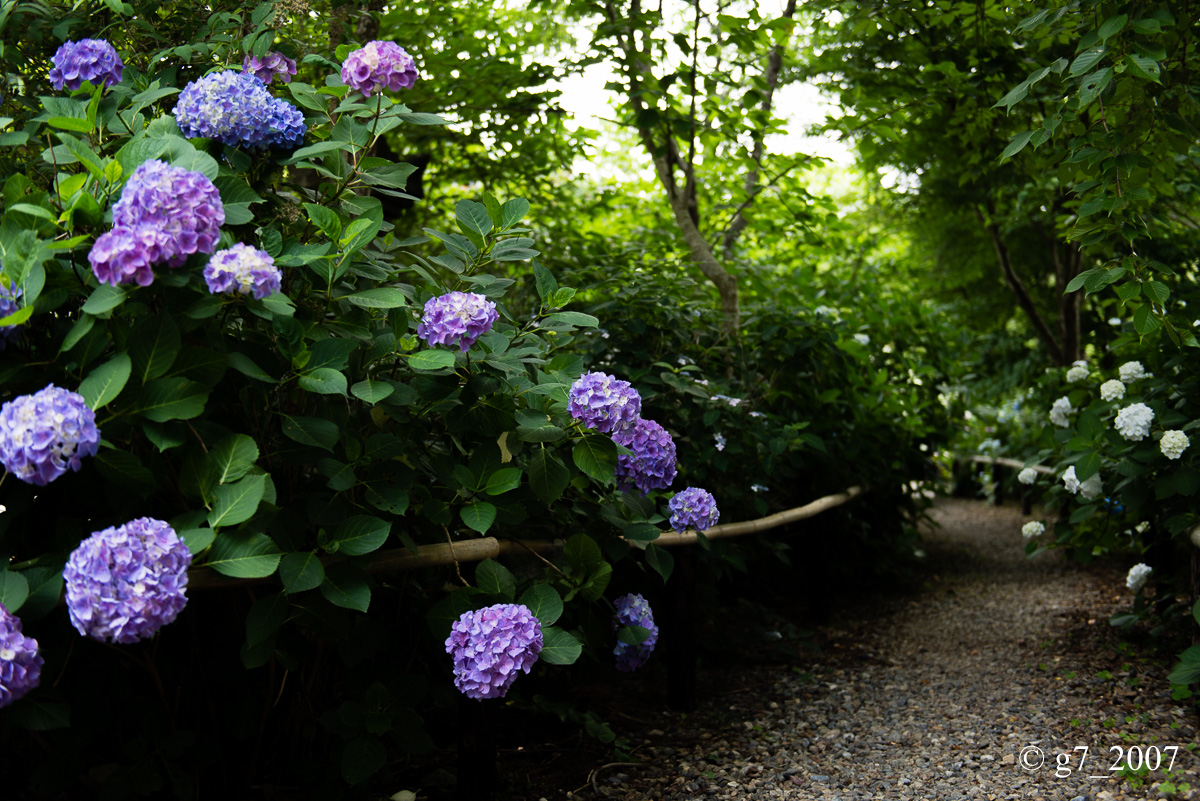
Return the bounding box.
[1099,379,1125,402]
[1160,430,1190,460]
[1114,402,1154,442]
[1016,467,1038,485]
[668,487,720,533]
[444,603,542,700]
[417,291,498,351]
[64,518,192,644]
[1126,562,1152,593]
[243,51,297,84]
[0,604,42,708]
[568,372,641,434]
[612,593,658,672]
[48,39,123,90]
[0,384,100,485]
[613,418,677,494]
[174,70,306,150]
[340,41,418,97]
[204,243,282,299]
[0,283,22,350]
[1021,521,1044,539]
[1048,396,1073,428]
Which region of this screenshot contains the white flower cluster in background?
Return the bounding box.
[1099,379,1125,402]
[1049,397,1073,427]
[1126,563,1152,593]
[1066,362,1089,382]
[1114,403,1154,441]
[1021,521,1044,539]
[1060,466,1103,500]
[1017,467,1038,485]
[1119,361,1147,383]
[1160,430,1190,460]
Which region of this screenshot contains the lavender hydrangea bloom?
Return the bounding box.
[64,518,192,644]
[613,418,677,494]
[445,603,542,700]
[568,372,641,434]
[88,225,171,286]
[48,39,123,90]
[174,70,306,150]
[113,160,224,268]
[668,487,719,533]
[612,593,658,672]
[204,243,282,299]
[417,291,499,351]
[0,385,100,485]
[243,51,297,84]
[0,604,42,708]
[340,41,419,97]
[0,283,23,350]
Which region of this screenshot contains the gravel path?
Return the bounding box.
[542,498,1200,801]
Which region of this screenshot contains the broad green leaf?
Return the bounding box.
[1144,281,1170,305]
[246,592,289,646]
[329,515,391,556]
[532,259,557,301]
[1000,131,1033,161]
[279,551,325,594]
[78,352,131,410]
[345,287,409,309]
[519,583,563,625]
[564,533,602,574]
[136,378,209,422]
[529,448,569,504]
[1069,46,1108,76]
[207,474,267,529]
[299,368,348,396]
[14,567,63,622]
[500,197,530,231]
[624,522,662,542]
[320,563,370,612]
[544,311,599,328]
[206,531,282,578]
[210,434,259,484]
[351,379,394,404]
[645,542,674,582]
[539,626,582,665]
[617,624,653,645]
[580,561,612,601]
[1167,645,1200,686]
[0,570,30,614]
[304,202,341,240]
[475,559,515,600]
[1097,13,1128,41]
[484,467,522,495]
[409,349,456,371]
[129,314,181,383]
[80,283,126,315]
[1134,304,1161,335]
[95,448,157,492]
[228,352,276,382]
[460,501,497,534]
[179,527,215,554]
[1074,451,1102,482]
[366,485,409,515]
[573,435,617,485]
[0,305,33,328]
[1126,53,1161,82]
[281,415,339,451]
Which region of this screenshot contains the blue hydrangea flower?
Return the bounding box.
[0,603,42,708]
[243,51,297,84]
[0,283,23,350]
[174,70,306,150]
[0,384,100,486]
[64,518,192,644]
[445,603,542,700]
[668,487,719,533]
[88,225,171,286]
[341,41,419,97]
[48,39,123,90]
[568,372,641,435]
[417,291,498,351]
[113,160,224,268]
[613,418,677,494]
[612,593,658,672]
[204,243,282,299]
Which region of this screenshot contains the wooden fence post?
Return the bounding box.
[666,547,697,712]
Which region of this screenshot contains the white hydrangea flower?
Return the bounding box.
[1049,397,1073,427]
[1126,563,1152,593]
[1079,472,1103,500]
[1066,364,1088,383]
[1119,361,1146,383]
[1114,402,1155,441]
[853,333,870,346]
[1099,379,1125,402]
[1021,521,1045,539]
[713,433,726,452]
[1160,430,1190,460]
[1017,467,1038,485]
[1061,465,1081,494]
[750,484,768,493]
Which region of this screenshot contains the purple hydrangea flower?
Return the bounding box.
[340,41,419,97]
[243,51,297,84]
[417,291,499,352]
[113,160,224,268]
[204,243,282,299]
[64,517,192,644]
[88,225,171,286]
[174,70,307,150]
[668,487,719,533]
[613,418,677,494]
[0,384,100,486]
[612,593,658,672]
[568,372,641,435]
[444,603,542,700]
[0,603,43,708]
[0,283,23,350]
[48,39,123,90]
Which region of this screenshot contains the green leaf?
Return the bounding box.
[1144,281,1170,305]
[1069,46,1108,76]
[455,199,493,242]
[1167,645,1200,685]
[1074,451,1102,482]
[1097,13,1128,41]
[79,283,125,314]
[95,448,157,492]
[519,583,563,625]
[206,530,282,578]
[1134,304,1161,335]
[129,314,181,383]
[1126,53,1161,82]
[409,349,457,371]
[460,501,497,534]
[1000,131,1034,161]
[320,563,370,612]
[329,515,391,556]
[14,567,64,622]
[528,448,569,504]
[246,592,289,646]
[532,259,557,301]
[573,435,617,485]
[210,434,260,484]
[544,311,599,328]
[78,352,131,410]
[345,287,409,309]
[299,368,348,396]
[564,533,602,575]
[207,474,267,529]
[580,561,612,601]
[624,522,661,542]
[475,559,515,600]
[0,305,33,329]
[366,485,409,515]
[229,352,276,383]
[539,626,582,665]
[500,197,530,231]
[341,735,386,785]
[179,527,215,554]
[137,378,209,422]
[351,379,394,404]
[281,415,339,451]
[645,542,674,582]
[484,467,522,495]
[303,202,342,240]
[279,551,326,594]
[617,624,653,645]
[0,570,30,613]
